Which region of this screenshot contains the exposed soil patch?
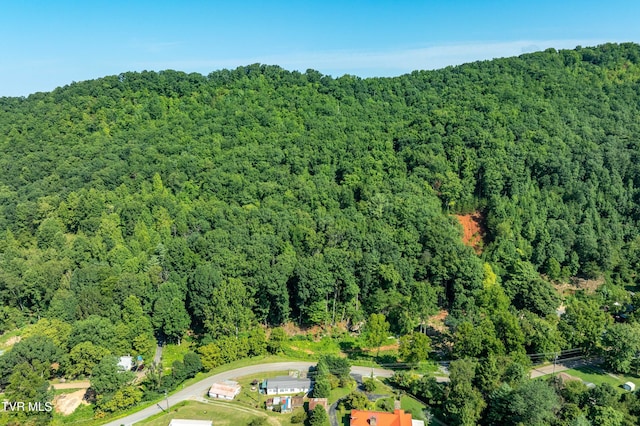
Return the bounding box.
[51,380,90,390]
[280,322,348,339]
[362,342,399,353]
[427,310,449,334]
[289,346,315,355]
[553,276,605,296]
[282,322,323,337]
[54,389,89,415]
[455,212,486,254]
[3,335,21,347]
[376,343,399,352]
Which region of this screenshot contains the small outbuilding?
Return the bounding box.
[623,381,636,391]
[308,398,328,412]
[117,355,133,371]
[208,380,241,400]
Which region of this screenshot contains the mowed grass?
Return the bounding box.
[52,402,95,425]
[137,400,264,426]
[328,385,352,403]
[559,365,640,390]
[282,336,343,359]
[365,377,393,395]
[161,340,194,372]
[401,395,430,422]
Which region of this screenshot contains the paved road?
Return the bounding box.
[100,362,396,426]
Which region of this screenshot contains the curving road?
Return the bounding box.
[99,362,396,426]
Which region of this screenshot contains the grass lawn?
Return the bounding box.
[415,362,440,375]
[136,400,269,426]
[52,402,95,425]
[364,377,393,395]
[328,386,352,404]
[400,395,430,422]
[336,406,350,426]
[161,340,194,372]
[282,335,344,359]
[559,365,640,391]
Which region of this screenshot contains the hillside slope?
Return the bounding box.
[0,43,639,334]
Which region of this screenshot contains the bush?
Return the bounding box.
[339,376,355,389]
[328,374,340,389]
[313,377,331,398]
[291,408,306,423]
[376,397,394,412]
[339,391,369,411]
[363,378,377,392]
[248,417,268,426]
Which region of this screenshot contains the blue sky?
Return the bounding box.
[2,1,640,97]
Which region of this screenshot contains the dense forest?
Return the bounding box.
[2,42,640,425]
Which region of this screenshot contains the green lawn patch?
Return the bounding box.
[52,402,95,425]
[554,366,640,391]
[136,400,264,426]
[400,395,430,422]
[364,377,393,395]
[161,340,194,372]
[136,398,303,426]
[328,386,352,404]
[282,335,343,359]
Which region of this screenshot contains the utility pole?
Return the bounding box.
[553,353,558,376]
[165,390,169,411]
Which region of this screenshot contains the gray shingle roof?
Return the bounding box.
[266,376,311,389]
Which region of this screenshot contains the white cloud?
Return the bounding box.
[132,38,619,77]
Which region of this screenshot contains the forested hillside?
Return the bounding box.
[2,42,640,424]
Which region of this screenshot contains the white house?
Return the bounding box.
[208,380,241,400]
[264,376,312,395]
[117,355,133,371]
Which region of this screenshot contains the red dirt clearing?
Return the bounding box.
[427,309,449,333]
[455,212,486,254]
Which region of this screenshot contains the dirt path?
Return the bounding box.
[154,343,163,365]
[51,380,90,390]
